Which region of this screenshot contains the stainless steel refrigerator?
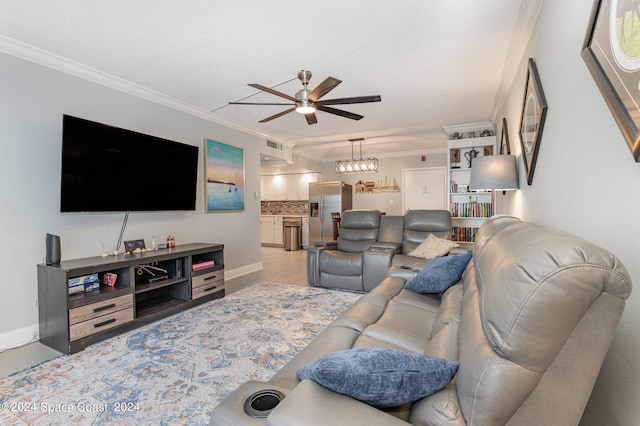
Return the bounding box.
[308,181,352,243]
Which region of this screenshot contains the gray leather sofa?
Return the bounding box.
[212,216,632,425]
[307,209,453,292]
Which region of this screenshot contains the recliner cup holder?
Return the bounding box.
[244,389,285,418]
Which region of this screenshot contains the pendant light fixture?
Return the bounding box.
[335,138,379,173]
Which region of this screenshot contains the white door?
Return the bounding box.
[402,167,447,212]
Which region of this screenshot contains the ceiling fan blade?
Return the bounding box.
[249,83,297,102]
[307,77,342,102]
[316,105,364,120]
[259,107,296,123]
[316,95,382,106]
[229,101,294,106]
[305,113,318,125]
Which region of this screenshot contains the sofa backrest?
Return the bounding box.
[336,210,381,253]
[377,215,404,243]
[401,209,452,254]
[456,215,631,425]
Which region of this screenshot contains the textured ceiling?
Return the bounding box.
[0,0,534,163]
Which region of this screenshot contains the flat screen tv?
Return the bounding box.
[60,115,199,212]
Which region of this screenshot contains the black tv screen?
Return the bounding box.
[60,115,199,212]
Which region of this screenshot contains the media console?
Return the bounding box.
[37,243,224,354]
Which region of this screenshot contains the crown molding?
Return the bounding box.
[0,35,292,146]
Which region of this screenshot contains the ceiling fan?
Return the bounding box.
[229,70,381,125]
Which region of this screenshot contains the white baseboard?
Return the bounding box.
[0,262,263,352]
[225,262,263,280]
[0,324,38,351]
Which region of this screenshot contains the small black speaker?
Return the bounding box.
[45,233,61,265]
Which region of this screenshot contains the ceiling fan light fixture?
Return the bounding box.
[295,101,316,114]
[295,88,315,114]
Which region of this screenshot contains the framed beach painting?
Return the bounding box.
[582,0,640,161]
[204,139,245,212]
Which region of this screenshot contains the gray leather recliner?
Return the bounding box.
[306,210,381,292]
[307,209,455,291]
[391,209,453,270]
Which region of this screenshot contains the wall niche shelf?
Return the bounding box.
[37,243,224,354]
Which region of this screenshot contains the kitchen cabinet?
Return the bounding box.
[261,216,284,246]
[260,173,319,201]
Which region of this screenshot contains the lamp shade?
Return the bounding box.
[469,155,519,191]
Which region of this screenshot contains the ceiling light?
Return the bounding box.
[335,138,379,174]
[295,87,316,114]
[295,100,316,114]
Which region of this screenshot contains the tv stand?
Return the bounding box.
[37,243,224,354]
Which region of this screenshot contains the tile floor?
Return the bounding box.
[0,247,309,378]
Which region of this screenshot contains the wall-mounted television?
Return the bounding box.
[60,115,199,212]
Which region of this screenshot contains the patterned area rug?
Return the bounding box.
[0,282,361,425]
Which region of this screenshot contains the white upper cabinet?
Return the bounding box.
[261,173,319,201]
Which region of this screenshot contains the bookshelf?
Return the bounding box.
[443,122,496,245]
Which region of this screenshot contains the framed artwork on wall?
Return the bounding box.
[582,0,640,162]
[500,117,511,155]
[204,139,245,212]
[518,58,548,185]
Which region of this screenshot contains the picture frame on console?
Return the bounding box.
[518,58,548,185]
[581,0,640,162]
[204,139,245,212]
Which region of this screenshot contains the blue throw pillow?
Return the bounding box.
[405,252,472,294]
[296,348,459,408]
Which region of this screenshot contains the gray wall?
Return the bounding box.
[321,152,447,215]
[0,52,262,345]
[494,1,640,423]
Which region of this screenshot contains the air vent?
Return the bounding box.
[266,140,283,151]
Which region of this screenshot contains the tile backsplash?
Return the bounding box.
[261,200,309,215]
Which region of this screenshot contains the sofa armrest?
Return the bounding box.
[449,247,470,255]
[313,240,337,248]
[306,245,332,286]
[267,380,408,426]
[369,241,402,252]
[363,248,395,292]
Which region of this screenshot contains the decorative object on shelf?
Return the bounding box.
[483,146,493,156]
[335,138,379,173]
[354,177,399,193]
[450,132,462,140]
[518,58,548,185]
[480,129,494,137]
[124,239,146,254]
[469,155,519,208]
[205,139,245,212]
[582,0,640,162]
[464,147,479,168]
[500,118,511,154]
[450,148,460,168]
[45,233,61,265]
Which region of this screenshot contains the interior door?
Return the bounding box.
[402,167,447,212]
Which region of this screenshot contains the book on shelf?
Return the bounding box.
[192,260,215,271]
[450,202,492,218]
[452,227,479,242]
